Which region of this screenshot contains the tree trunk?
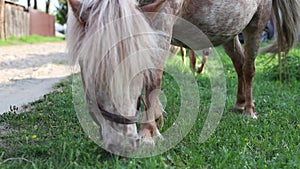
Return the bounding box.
[27,0,31,8]
[33,0,37,10]
[0,0,5,39]
[46,0,50,13]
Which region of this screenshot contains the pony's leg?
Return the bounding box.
[150,69,164,129]
[240,33,261,118]
[180,47,186,65]
[197,55,208,73]
[222,36,246,111]
[197,48,210,73]
[189,50,196,72]
[140,70,164,139]
[240,3,271,118]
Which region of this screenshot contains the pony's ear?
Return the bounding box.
[140,0,166,20]
[68,0,87,24]
[140,0,166,13]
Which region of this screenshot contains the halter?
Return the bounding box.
[99,96,146,124]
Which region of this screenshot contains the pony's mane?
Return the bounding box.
[67,0,166,115]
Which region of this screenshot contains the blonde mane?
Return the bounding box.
[67,0,166,116]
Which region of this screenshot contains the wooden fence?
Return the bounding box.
[0,1,29,39]
[29,8,54,37]
[0,1,54,39]
[0,0,4,39]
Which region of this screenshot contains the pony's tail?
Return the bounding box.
[260,0,300,54]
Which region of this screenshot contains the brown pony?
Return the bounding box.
[140,0,299,120]
[177,47,211,73]
[67,0,300,155]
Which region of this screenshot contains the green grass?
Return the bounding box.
[0,46,299,168]
[0,35,64,46]
[261,43,300,82]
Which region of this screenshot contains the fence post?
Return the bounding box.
[0,0,5,39]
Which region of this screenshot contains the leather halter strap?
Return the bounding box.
[99,96,145,124]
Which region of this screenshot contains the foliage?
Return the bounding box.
[0,35,64,46]
[55,0,68,25]
[0,46,299,168]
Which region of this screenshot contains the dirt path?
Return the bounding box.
[0,42,74,114]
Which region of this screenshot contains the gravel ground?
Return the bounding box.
[0,42,74,114]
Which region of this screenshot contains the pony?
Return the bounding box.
[67,0,300,155]
[67,0,177,156]
[176,47,211,73]
[167,0,299,118]
[141,0,298,120]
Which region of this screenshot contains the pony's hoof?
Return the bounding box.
[250,112,258,119]
[243,111,258,119]
[156,133,164,141]
[141,137,155,148]
[243,105,257,119]
[197,65,204,74]
[252,114,258,119]
[153,128,164,140]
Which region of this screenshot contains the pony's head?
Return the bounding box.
[67,0,178,156]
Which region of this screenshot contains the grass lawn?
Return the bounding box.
[0,35,64,46]
[0,45,299,168]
